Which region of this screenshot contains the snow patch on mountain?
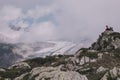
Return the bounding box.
[14,42,55,59]
[26,41,83,59]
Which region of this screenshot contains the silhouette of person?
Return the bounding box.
[105,25,110,31]
[110,27,114,31]
[105,25,114,31]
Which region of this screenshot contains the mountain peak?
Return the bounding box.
[91,30,120,51]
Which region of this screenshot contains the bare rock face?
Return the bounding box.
[96,66,108,73]
[91,31,120,51]
[109,67,118,78]
[101,67,120,80]
[32,67,88,80]
[80,56,90,65]
[0,68,6,72]
[4,78,11,80]
[15,67,88,80]
[9,62,31,70]
[14,73,29,80]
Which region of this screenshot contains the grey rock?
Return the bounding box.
[14,73,29,80]
[30,67,88,80]
[0,68,6,72]
[9,62,31,70]
[96,66,108,73]
[91,31,120,51]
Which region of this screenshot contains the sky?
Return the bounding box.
[0,0,120,45]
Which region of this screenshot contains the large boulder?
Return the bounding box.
[0,68,6,72]
[9,62,31,70]
[96,66,108,73]
[31,67,88,80]
[15,67,88,80]
[101,67,120,80]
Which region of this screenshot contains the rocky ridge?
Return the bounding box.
[0,30,120,80]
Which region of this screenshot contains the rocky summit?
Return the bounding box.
[91,31,120,51]
[0,30,120,80]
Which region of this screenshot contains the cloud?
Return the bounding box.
[0,0,120,46]
[0,5,57,43]
[26,5,56,20]
[0,5,22,21]
[19,21,57,42]
[0,0,54,11]
[54,0,120,43]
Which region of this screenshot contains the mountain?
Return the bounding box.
[91,31,120,51]
[0,39,81,67]
[0,33,22,67]
[0,34,82,68]
[0,41,55,67]
[26,41,82,59]
[14,42,55,59]
[1,29,120,80]
[0,33,56,67]
[0,43,22,68]
[0,30,119,80]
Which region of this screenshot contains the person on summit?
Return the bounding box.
[105,25,114,31]
[110,27,114,31]
[105,25,110,31]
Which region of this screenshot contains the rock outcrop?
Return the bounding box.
[101,67,120,80]
[16,67,88,80]
[91,31,120,51]
[96,66,108,73]
[0,68,6,72]
[9,62,31,70]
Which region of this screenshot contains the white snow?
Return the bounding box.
[25,41,83,59]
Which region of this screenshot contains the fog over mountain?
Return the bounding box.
[0,0,120,46]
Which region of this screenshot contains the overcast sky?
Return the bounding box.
[0,0,120,45]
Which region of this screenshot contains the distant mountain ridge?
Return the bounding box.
[0,41,55,67]
[0,30,119,80]
[1,29,120,80]
[0,37,80,68]
[0,43,22,67]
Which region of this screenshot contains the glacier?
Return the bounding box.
[25,41,83,59]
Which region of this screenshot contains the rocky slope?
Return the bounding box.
[91,31,120,51]
[0,30,120,80]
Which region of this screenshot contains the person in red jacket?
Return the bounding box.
[105,25,110,31]
[105,25,114,31]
